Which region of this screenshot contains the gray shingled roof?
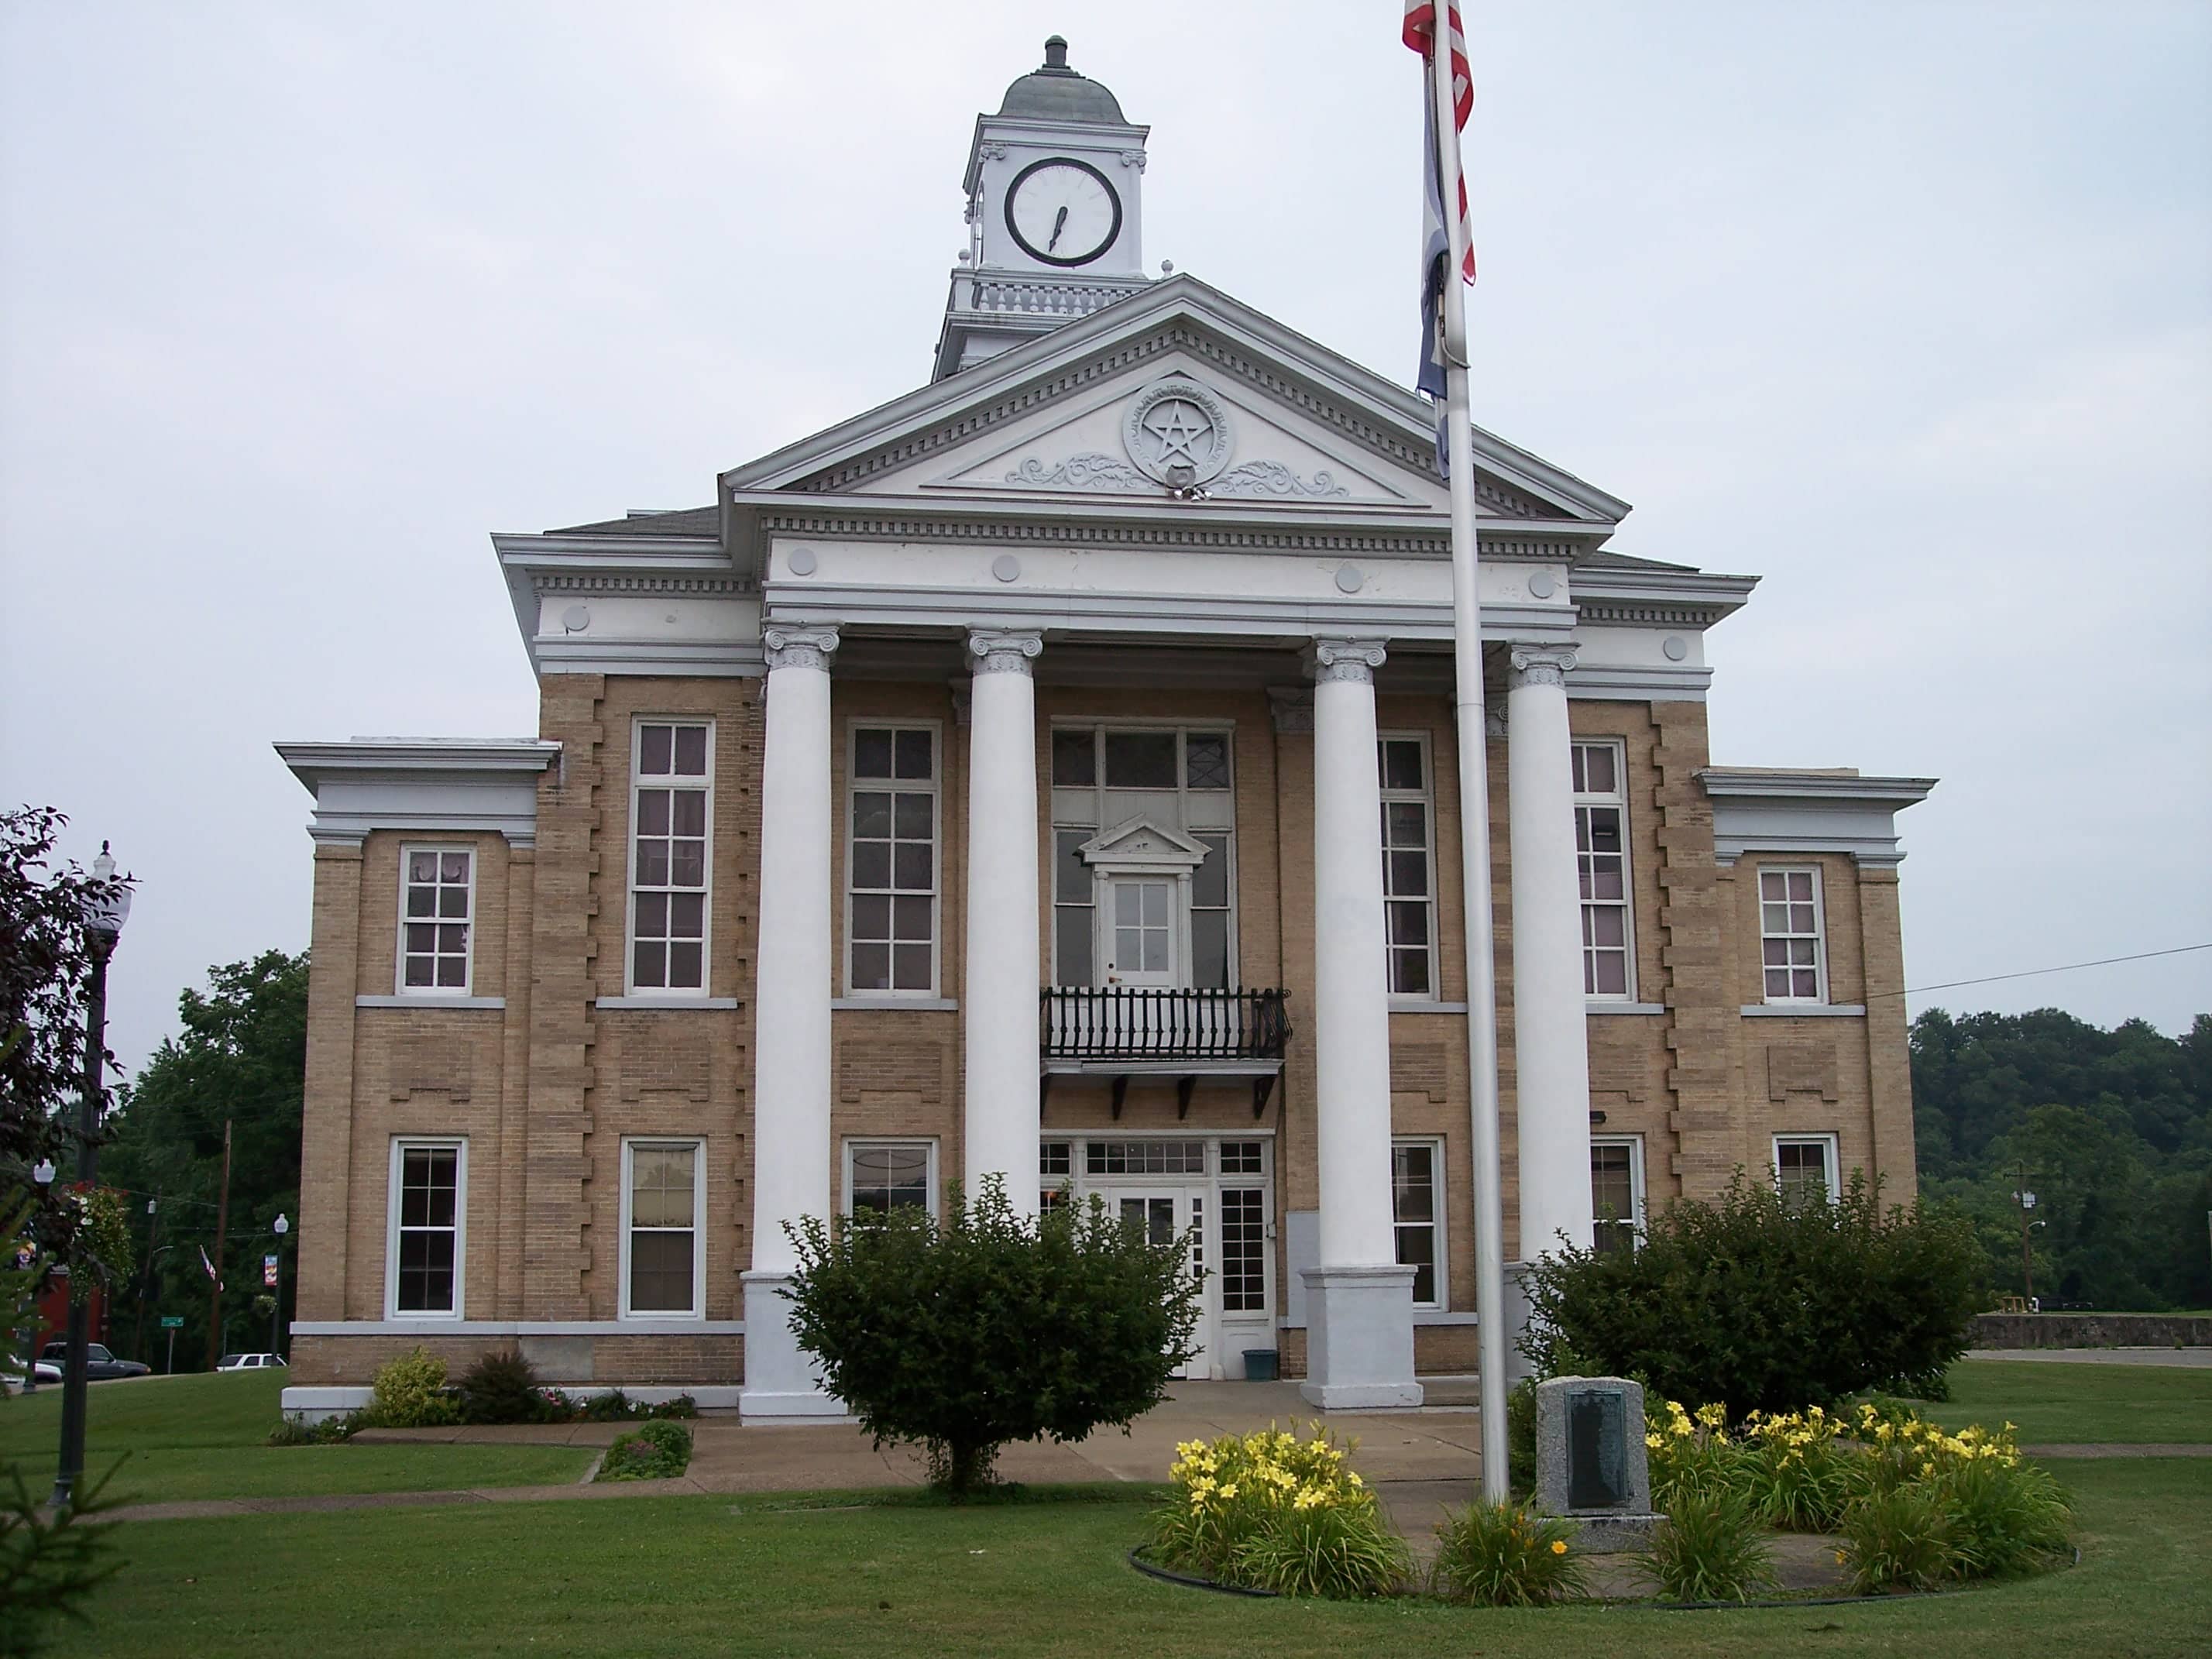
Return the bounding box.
[547,507,717,537]
[995,36,1126,125]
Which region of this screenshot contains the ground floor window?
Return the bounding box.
[846,1140,936,1218]
[1391,1138,1444,1308]
[1591,1136,1644,1255]
[1773,1134,1839,1209]
[387,1138,465,1317]
[623,1139,703,1317]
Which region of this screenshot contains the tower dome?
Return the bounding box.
[993,36,1125,125]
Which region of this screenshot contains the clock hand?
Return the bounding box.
[1049,204,1069,252]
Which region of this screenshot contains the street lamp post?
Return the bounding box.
[270,1214,289,1357]
[53,843,130,1512]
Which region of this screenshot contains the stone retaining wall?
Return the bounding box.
[1971,1312,2212,1348]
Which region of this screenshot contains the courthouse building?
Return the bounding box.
[277,40,1933,1419]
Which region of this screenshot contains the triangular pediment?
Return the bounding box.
[1078,816,1208,870]
[722,276,1629,529]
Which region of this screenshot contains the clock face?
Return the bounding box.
[1004,157,1122,268]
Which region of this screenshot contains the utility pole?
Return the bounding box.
[132,1197,160,1363]
[205,1120,232,1372]
[2012,1161,2039,1307]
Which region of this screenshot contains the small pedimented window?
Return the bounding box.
[1077,816,1209,874]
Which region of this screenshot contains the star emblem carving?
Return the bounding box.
[1140,400,1213,466]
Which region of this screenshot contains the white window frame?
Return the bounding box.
[1757,864,1829,1005]
[1046,720,1239,989]
[1771,1134,1841,1207]
[1572,739,1636,1001]
[619,1137,707,1321]
[626,719,715,998]
[1391,1135,1447,1310]
[842,1138,940,1221]
[395,844,476,995]
[385,1137,467,1320]
[843,721,943,998]
[1590,1134,1646,1253]
[1379,732,1441,998]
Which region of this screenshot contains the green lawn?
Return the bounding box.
[0,1372,592,1504]
[1931,1359,2212,1444]
[50,1458,2210,1658]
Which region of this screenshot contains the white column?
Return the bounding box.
[962,629,1043,1219]
[1300,637,1422,1410]
[1506,644,1594,1266]
[741,623,843,1420]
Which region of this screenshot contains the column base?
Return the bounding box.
[738,1271,847,1422]
[1504,1262,1537,1388]
[1297,1264,1424,1410]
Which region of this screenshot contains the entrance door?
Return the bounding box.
[1119,1187,1208,1379]
[1102,878,1176,987]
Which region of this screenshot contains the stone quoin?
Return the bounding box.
[273,39,1934,1422]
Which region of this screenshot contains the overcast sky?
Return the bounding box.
[3,2,2207,1076]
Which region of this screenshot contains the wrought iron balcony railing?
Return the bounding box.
[1039,986,1293,1063]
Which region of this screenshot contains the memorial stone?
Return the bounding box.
[1534,1375,1664,1552]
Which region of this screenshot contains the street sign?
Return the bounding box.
[159,1316,184,1328]
[263,1255,280,1287]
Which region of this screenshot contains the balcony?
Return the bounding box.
[1039,987,1293,1118]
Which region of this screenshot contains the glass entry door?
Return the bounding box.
[1118,1188,1207,1379]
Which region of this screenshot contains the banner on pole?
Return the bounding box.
[263,1255,280,1287]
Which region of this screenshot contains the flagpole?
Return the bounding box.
[1427,12,1510,1503]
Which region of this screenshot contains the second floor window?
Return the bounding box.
[1759,867,1827,1002]
[1379,737,1437,996]
[1572,741,1633,998]
[400,847,472,992]
[631,722,711,992]
[847,726,936,994]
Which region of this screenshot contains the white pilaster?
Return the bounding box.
[1300,637,1421,1410]
[742,623,845,1420]
[962,629,1043,1218]
[1506,644,1594,1265]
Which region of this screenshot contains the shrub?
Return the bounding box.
[1840,1482,1956,1592]
[1149,1426,1403,1598]
[1522,1171,1983,1416]
[786,1176,1200,1496]
[362,1347,459,1427]
[1929,1456,2072,1578]
[646,1394,698,1420]
[579,1389,636,1423]
[455,1349,556,1426]
[596,1420,692,1482]
[1431,1502,1586,1607]
[1505,1379,1537,1496]
[1640,1486,1777,1603]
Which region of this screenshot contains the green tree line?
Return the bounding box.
[98,950,305,1370]
[1913,1007,2212,1311]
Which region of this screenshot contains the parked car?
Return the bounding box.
[39,1341,151,1381]
[216,1352,287,1372]
[4,1358,63,1389]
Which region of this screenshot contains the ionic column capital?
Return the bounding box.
[763,624,840,672]
[1507,643,1578,690]
[1304,637,1389,685]
[967,629,1043,675]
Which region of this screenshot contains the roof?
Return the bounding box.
[545,506,717,537]
[994,36,1127,125]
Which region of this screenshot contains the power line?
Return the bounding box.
[1867,943,2212,1001]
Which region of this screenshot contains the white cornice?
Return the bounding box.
[1702,768,1936,868]
[274,739,559,847]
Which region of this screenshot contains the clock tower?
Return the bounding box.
[933,37,1153,380]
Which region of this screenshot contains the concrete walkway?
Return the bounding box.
[1964,1346,2212,1368]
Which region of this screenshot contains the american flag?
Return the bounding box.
[1406,1,1475,440]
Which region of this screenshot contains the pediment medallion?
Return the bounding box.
[1122,376,1235,487]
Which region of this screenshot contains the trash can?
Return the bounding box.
[1242,1349,1279,1382]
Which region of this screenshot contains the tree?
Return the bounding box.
[100,950,307,1367]
[784,1178,1200,1496]
[0,808,135,1286]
